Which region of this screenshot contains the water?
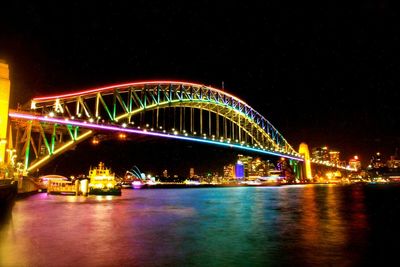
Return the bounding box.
[1,184,400,267]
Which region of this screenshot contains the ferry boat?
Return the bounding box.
[38,174,68,192]
[88,162,121,195]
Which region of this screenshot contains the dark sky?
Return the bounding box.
[1,1,399,173]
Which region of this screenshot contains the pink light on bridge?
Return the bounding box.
[32,80,250,106]
[8,112,304,161]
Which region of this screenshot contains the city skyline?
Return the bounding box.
[1,2,398,163]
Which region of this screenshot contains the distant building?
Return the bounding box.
[162,169,168,178]
[235,161,245,179]
[329,151,340,165]
[189,168,195,178]
[349,156,362,171]
[223,164,235,178]
[238,154,252,177]
[370,152,385,169]
[312,147,329,161]
[248,157,270,177]
[232,155,275,178]
[387,155,400,169]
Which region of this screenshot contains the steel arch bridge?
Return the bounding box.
[8,80,305,174]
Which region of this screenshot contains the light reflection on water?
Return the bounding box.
[1,185,399,266]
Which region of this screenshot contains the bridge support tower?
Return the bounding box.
[299,142,312,181]
[0,60,10,166]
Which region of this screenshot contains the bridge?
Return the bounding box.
[0,61,354,181]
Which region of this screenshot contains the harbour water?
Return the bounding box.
[1,184,400,266]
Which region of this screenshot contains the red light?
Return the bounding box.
[32,80,248,106]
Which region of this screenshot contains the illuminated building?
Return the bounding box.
[370,152,385,169]
[238,154,252,177]
[249,157,262,177]
[231,155,274,178]
[189,168,194,178]
[0,60,10,165]
[311,146,329,161]
[162,169,168,178]
[387,155,400,169]
[235,161,245,179]
[349,156,361,171]
[248,157,271,177]
[329,151,340,165]
[223,164,235,178]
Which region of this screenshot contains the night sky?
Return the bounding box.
[1,1,399,175]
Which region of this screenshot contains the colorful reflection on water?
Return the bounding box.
[1,184,400,266]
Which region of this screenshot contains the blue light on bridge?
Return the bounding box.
[8,112,305,161]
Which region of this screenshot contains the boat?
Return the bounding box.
[38,174,69,192]
[120,181,133,188]
[243,179,263,186]
[88,162,121,195]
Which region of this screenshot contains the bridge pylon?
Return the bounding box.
[299,142,312,181]
[0,60,10,166]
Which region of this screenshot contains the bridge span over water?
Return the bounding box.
[0,61,353,180]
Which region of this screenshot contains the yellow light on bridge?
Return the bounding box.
[0,60,10,165]
[299,143,312,180]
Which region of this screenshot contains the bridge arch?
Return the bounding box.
[11,81,303,172]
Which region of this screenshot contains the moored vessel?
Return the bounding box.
[88,162,121,195]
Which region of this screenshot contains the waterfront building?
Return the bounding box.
[223,164,235,178]
[189,168,194,178]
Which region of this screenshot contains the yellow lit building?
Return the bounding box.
[349,156,361,171]
[329,151,340,165]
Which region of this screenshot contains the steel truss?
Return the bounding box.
[14,81,302,172]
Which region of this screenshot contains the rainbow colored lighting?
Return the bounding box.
[9,112,303,161]
[27,130,93,172]
[31,80,296,154]
[32,80,250,106]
